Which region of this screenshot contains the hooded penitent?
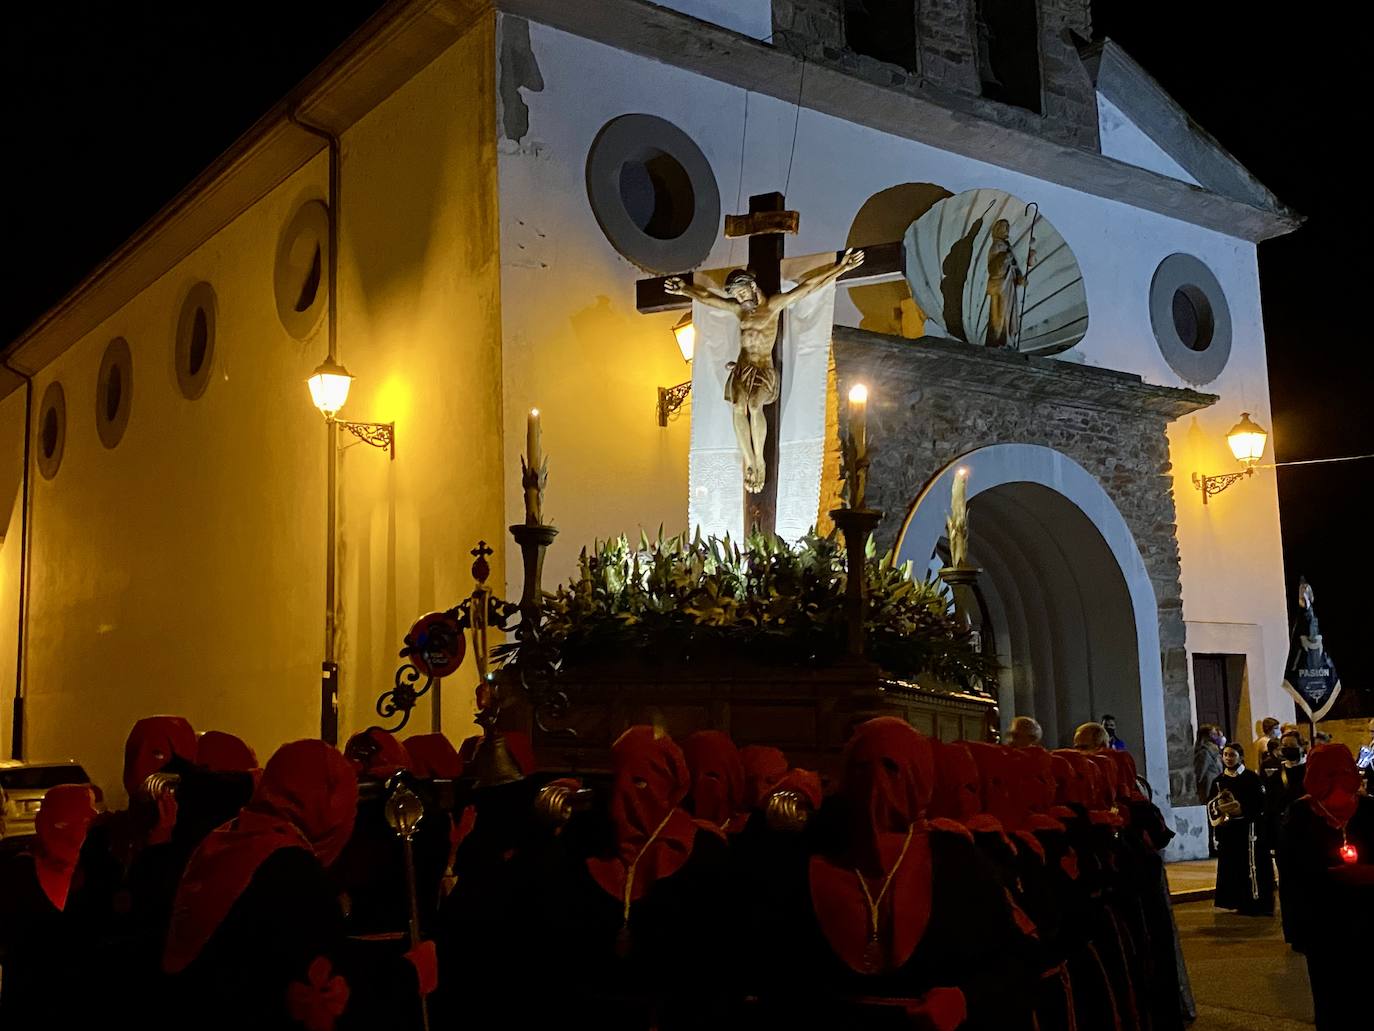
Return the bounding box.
[196,731,259,773]
[123,715,197,797]
[404,733,464,780]
[586,726,700,906]
[33,785,98,910]
[344,727,416,779]
[162,740,359,974]
[740,744,790,811]
[929,740,982,823]
[1303,743,1362,828]
[682,731,747,833]
[809,717,935,974]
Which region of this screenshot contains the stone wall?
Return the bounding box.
[832,329,1214,800]
[771,0,1099,151]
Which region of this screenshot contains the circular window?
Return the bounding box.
[274,200,330,339]
[36,380,66,480]
[95,336,134,449]
[175,281,217,400]
[585,114,720,273]
[1149,253,1232,385]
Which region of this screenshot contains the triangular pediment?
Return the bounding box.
[1083,40,1292,217]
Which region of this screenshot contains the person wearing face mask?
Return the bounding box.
[1263,731,1308,845]
[1207,744,1274,916]
[0,785,100,1024]
[1277,744,1374,1029]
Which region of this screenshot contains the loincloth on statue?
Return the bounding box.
[724,355,780,407]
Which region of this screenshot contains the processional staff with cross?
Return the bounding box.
[635,192,905,535]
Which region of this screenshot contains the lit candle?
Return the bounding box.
[952,466,968,524]
[527,408,542,472]
[847,384,868,462]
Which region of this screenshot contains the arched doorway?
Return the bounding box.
[897,444,1169,795]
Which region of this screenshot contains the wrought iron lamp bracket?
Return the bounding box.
[1191,466,1252,505]
[336,419,395,459]
[657,381,692,427]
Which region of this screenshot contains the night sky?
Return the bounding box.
[4,2,1368,714]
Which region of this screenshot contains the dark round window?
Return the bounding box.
[1171,285,1214,352]
[175,281,217,400]
[1149,254,1232,385]
[105,365,122,422]
[41,408,59,456]
[36,380,66,480]
[96,336,134,449]
[275,199,330,339]
[189,308,208,375]
[586,114,720,273]
[618,149,695,240]
[295,244,322,312]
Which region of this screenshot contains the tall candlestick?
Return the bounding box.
[524,408,544,526]
[947,467,969,569]
[846,384,869,510]
[527,408,542,472]
[847,384,868,462]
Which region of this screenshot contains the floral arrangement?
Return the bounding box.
[499,529,996,689]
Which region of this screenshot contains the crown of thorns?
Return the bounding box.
[724,268,758,288]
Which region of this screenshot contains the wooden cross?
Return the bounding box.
[637,192,906,536]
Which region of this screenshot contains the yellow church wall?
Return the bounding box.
[12,156,332,799]
[0,14,503,800]
[332,15,504,744]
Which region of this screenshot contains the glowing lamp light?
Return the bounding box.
[307,356,354,419]
[1226,412,1268,466]
[848,383,869,406]
[672,313,696,364]
[1339,839,1358,864]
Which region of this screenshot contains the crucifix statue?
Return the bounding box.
[636,191,902,535]
[664,249,863,494]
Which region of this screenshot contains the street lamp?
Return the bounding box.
[1192,412,1267,505]
[307,356,395,458]
[657,313,694,427]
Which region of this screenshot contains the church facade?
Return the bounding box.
[0,1,1298,847]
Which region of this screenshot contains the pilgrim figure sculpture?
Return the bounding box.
[984,219,1032,349]
[665,248,864,493]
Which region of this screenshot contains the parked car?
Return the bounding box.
[0,760,101,844]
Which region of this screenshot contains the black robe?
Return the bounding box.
[1277,796,1374,1030]
[0,852,95,1026]
[444,817,741,1031]
[164,846,424,1031]
[1209,769,1274,915]
[755,827,1038,1030]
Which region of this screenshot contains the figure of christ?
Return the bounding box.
[665,248,864,493]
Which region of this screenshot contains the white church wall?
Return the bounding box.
[1096,93,1201,186]
[499,17,1290,734]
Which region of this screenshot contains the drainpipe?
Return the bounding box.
[289,109,342,746]
[1,357,33,759]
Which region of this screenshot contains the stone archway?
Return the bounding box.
[897,444,1169,797]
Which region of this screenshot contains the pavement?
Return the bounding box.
[1167,858,1218,902]
[1173,900,1315,1030]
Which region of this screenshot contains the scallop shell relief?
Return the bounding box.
[902,189,1088,356]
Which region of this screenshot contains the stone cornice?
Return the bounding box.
[832,327,1217,422]
[501,0,1300,241]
